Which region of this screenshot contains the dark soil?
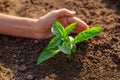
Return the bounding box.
[0,0,120,80]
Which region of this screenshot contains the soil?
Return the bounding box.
[0,0,120,80]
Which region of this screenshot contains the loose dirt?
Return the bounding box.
[0,0,120,80]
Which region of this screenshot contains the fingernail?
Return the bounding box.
[71,11,76,14]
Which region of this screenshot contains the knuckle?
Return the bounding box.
[61,8,68,11]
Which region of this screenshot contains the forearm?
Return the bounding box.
[0,13,38,39]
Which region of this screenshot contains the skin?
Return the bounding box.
[0,9,89,39]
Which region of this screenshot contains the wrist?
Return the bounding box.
[29,18,45,39]
[15,17,41,39]
[27,19,42,39]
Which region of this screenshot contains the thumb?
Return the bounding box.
[55,9,76,19]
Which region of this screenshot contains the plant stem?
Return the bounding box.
[67,54,72,62]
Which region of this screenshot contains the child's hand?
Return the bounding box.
[32,9,89,39]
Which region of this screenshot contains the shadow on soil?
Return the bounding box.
[0,35,88,79]
[30,41,89,80]
[104,0,120,15]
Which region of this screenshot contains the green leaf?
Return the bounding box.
[58,36,73,55]
[47,37,62,50]
[58,36,71,54]
[71,44,76,53]
[52,22,64,37]
[69,36,74,44]
[69,36,76,53]
[75,26,102,43]
[58,41,71,55]
[64,22,77,36]
[37,47,59,64]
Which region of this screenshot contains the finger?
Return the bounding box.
[58,17,68,27]
[45,33,53,39]
[55,8,76,19]
[67,17,89,34]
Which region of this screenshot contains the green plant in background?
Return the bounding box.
[37,21,102,64]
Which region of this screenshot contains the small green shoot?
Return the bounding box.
[37,21,102,64]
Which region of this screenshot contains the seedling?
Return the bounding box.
[37,21,102,64]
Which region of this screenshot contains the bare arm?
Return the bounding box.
[0,13,38,38]
[0,9,89,39]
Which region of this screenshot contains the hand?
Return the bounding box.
[32,9,89,39]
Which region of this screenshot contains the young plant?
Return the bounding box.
[37,21,102,64]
